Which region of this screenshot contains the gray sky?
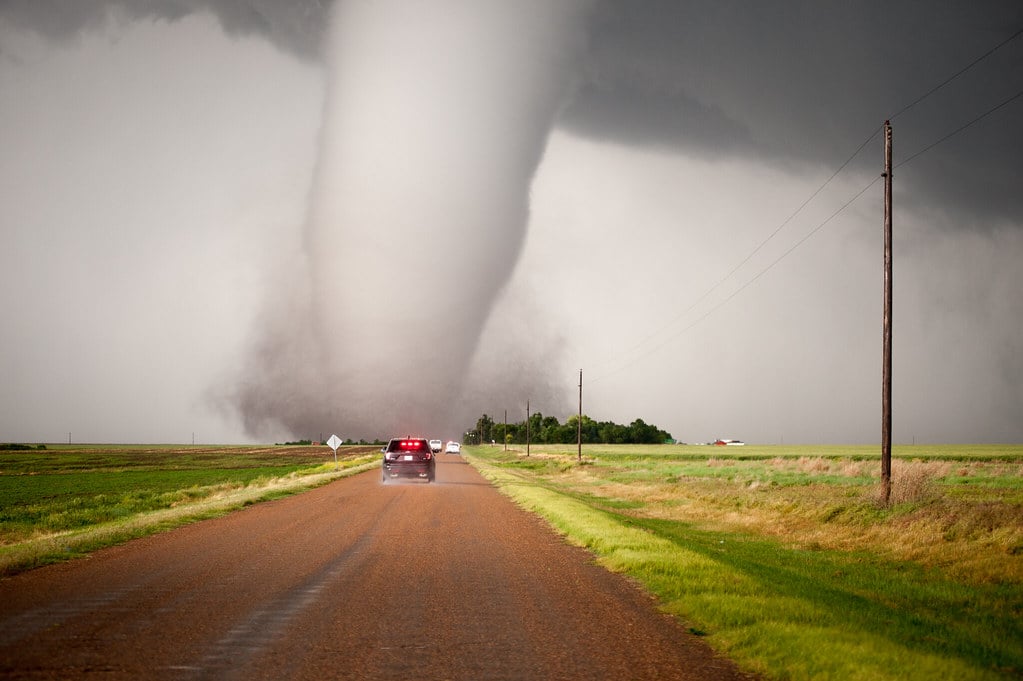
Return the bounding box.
[2,1,1021,444]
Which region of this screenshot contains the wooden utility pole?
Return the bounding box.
[577,370,583,462]
[882,120,893,505]
[526,400,531,457]
[504,409,507,451]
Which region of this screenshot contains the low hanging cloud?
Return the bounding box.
[0,0,326,59]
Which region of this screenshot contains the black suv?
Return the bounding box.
[381,437,436,482]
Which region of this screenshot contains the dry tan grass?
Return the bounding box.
[533,454,1022,585]
[796,456,831,473]
[839,460,870,477]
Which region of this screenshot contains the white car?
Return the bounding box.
[445,441,461,454]
[429,439,442,453]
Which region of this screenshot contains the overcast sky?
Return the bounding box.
[2,1,1021,444]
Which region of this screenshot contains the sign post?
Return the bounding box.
[327,434,343,470]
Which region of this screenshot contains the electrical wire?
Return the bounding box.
[897,86,1023,169]
[591,176,881,382]
[889,26,1023,122]
[588,127,882,377]
[588,26,1023,383]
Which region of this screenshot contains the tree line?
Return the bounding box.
[465,412,672,446]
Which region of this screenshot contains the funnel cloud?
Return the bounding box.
[233,0,591,440]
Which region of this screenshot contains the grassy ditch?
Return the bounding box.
[467,444,1023,681]
[0,444,379,576]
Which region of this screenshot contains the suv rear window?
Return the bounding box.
[387,439,429,453]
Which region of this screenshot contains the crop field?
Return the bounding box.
[467,443,1023,681]
[0,444,379,575]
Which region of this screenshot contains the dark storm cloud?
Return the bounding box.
[562,77,757,157]
[0,0,327,59]
[9,0,1020,226]
[560,0,1023,224]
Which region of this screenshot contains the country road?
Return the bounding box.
[0,453,755,680]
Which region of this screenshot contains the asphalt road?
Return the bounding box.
[0,453,755,680]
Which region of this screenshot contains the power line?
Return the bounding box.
[591,78,1020,383]
[621,82,1023,374]
[588,26,1023,382]
[889,26,1023,122]
[897,86,1023,169]
[650,78,1023,349]
[591,175,880,383]
[589,126,881,377]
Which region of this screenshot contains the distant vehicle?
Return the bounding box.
[445,441,461,454]
[429,439,443,453]
[382,437,436,482]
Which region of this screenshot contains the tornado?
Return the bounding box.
[235,0,590,440]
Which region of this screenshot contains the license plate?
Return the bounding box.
[403,455,414,461]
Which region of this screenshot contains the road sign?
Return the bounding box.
[327,434,342,469]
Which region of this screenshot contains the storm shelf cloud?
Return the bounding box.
[1,0,1021,444]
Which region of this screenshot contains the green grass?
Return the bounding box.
[0,444,379,575]
[467,444,1023,680]
[0,467,310,541]
[639,518,1021,679]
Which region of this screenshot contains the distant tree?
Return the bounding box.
[566,414,599,444]
[527,411,544,441]
[504,422,522,444]
[476,413,496,444]
[627,418,671,444]
[598,421,629,444]
[464,412,672,446]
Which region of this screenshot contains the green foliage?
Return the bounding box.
[476,413,495,444]
[0,467,303,542]
[468,412,672,445]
